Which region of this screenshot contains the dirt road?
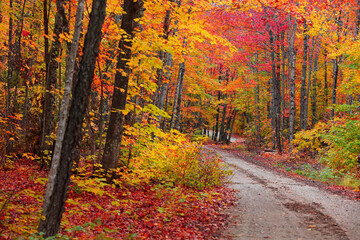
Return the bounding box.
[205,146,360,240]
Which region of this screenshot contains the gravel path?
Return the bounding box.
[204,146,360,240]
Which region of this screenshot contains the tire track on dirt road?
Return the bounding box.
[204,146,360,240]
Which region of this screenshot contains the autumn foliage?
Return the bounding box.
[1,0,360,237]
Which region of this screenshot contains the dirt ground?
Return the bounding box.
[205,146,360,240]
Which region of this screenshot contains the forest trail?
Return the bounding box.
[204,146,360,240]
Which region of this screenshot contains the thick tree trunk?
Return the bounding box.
[38,0,107,236]
[299,21,309,130]
[101,0,143,172]
[51,0,84,178]
[39,0,69,158]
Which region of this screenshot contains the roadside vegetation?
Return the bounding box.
[0,131,234,239]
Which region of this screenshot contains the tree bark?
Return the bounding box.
[154,0,174,119]
[267,19,282,152]
[331,58,339,118]
[303,37,316,130]
[38,0,107,236]
[331,12,343,118]
[324,53,328,108]
[39,0,69,158]
[51,0,84,179]
[311,52,319,127]
[174,62,185,130]
[288,16,296,145]
[101,0,143,172]
[5,0,14,154]
[299,21,309,130]
[219,102,228,142]
[227,109,237,143]
[170,62,185,130]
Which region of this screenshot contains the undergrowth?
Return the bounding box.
[0,126,234,239]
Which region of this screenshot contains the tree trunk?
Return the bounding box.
[255,52,261,146]
[213,90,221,142]
[170,62,185,130]
[174,62,185,130]
[101,0,143,172]
[38,0,107,236]
[227,110,237,143]
[219,102,227,142]
[311,52,319,127]
[5,0,14,154]
[154,0,174,118]
[51,0,84,179]
[280,31,286,135]
[268,22,282,152]
[275,36,282,153]
[288,16,297,145]
[299,21,309,130]
[12,0,27,113]
[324,53,328,108]
[303,37,316,130]
[331,12,343,118]
[331,58,339,118]
[39,0,69,159]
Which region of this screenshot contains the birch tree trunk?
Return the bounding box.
[51,0,84,179]
[38,0,106,236]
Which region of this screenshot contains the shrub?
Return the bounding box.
[294,116,360,175]
[114,124,231,190]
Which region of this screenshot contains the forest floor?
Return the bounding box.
[0,157,236,239]
[205,140,360,240]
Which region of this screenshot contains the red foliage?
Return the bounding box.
[0,159,235,239]
[22,30,30,37]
